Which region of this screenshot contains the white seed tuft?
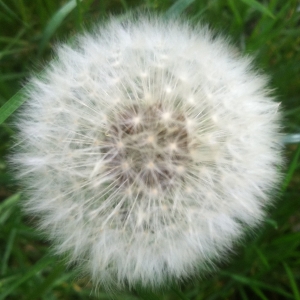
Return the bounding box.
[11,14,283,290]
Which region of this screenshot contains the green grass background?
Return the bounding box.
[0,0,299,299]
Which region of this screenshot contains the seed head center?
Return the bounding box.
[104,103,191,194]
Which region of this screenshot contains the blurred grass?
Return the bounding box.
[0,0,299,299]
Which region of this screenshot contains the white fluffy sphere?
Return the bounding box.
[13,14,282,289]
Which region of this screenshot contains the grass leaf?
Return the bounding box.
[251,287,268,300]
[172,287,190,300]
[0,90,26,125]
[282,145,300,191]
[283,262,300,300]
[0,193,20,212]
[282,134,300,144]
[1,229,17,275]
[0,255,56,300]
[222,272,293,298]
[38,0,79,55]
[165,0,195,18]
[240,0,275,18]
[0,1,28,26]
[26,263,65,299]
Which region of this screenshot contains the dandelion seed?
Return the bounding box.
[11,14,282,290]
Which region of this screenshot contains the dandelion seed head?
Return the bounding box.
[12,14,282,290]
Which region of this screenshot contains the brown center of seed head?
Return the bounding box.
[104,103,191,194]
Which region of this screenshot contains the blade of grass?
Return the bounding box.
[0,193,20,212]
[15,0,28,25]
[0,37,28,45]
[0,207,15,225]
[251,287,268,300]
[0,89,26,125]
[282,145,300,191]
[120,0,129,10]
[228,0,243,26]
[0,0,29,26]
[222,272,293,298]
[252,246,270,269]
[240,0,275,19]
[0,73,29,81]
[27,262,65,299]
[283,262,300,300]
[1,228,17,275]
[44,0,56,13]
[247,0,291,50]
[135,287,161,300]
[238,287,249,300]
[0,275,21,287]
[36,0,51,26]
[38,0,79,56]
[172,287,190,300]
[0,255,56,300]
[75,0,83,30]
[3,28,28,53]
[282,134,300,144]
[265,218,278,229]
[0,48,28,59]
[165,0,195,18]
[271,232,300,246]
